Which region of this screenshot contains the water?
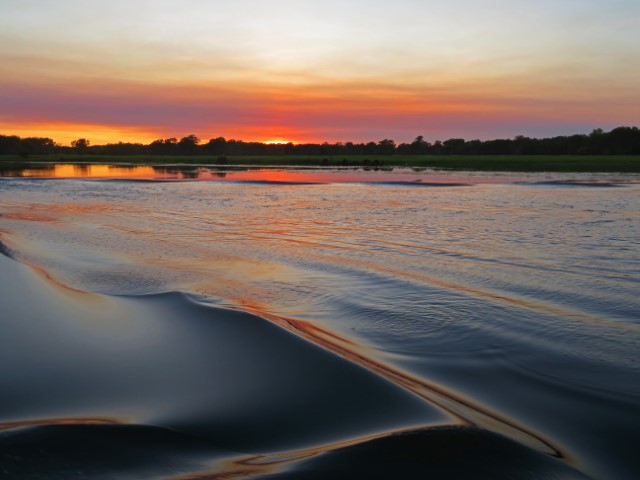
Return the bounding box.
[0,165,638,479]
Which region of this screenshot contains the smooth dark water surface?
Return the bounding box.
[0,166,638,479]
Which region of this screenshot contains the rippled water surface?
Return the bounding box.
[0,166,639,479]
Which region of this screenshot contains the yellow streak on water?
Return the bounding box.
[228,303,563,459]
[0,417,124,431]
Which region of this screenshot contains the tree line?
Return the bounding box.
[1,127,639,158]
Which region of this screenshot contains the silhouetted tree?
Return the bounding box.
[377,139,396,155]
[94,142,146,155]
[513,135,535,155]
[0,135,21,155]
[443,138,466,155]
[608,126,640,154]
[1,126,640,160]
[149,138,178,155]
[178,135,200,155]
[205,137,227,155]
[23,137,56,155]
[71,138,90,154]
[431,140,444,154]
[410,136,430,154]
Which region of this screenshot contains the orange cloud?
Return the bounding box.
[1,71,638,145]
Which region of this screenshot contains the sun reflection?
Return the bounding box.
[0,164,489,184]
[7,164,159,179]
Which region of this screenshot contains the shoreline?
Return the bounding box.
[2,154,640,172]
[2,162,639,184]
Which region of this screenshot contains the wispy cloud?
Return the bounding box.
[0,0,638,143]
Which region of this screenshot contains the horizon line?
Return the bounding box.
[2,125,638,148]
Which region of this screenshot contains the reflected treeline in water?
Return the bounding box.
[0,163,243,180]
[0,163,56,177]
[0,173,639,479]
[0,163,157,179]
[0,162,433,182]
[151,166,230,179]
[0,162,516,184]
[3,162,638,184]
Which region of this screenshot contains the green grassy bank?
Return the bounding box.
[2,154,640,172]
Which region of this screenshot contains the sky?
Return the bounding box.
[1,0,639,145]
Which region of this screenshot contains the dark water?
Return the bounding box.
[0,165,638,479]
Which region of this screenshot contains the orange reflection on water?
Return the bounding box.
[0,417,123,432]
[0,213,55,222]
[2,164,366,182]
[34,164,159,179]
[0,164,480,184]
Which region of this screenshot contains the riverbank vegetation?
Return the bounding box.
[1,154,639,172]
[1,127,640,172]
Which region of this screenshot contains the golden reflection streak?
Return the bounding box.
[0,233,102,299]
[231,300,564,461]
[0,417,123,431]
[175,425,444,480]
[312,250,640,333]
[0,213,55,222]
[188,215,632,333]
[1,164,157,179]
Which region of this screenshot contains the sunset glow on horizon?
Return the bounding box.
[1,0,639,146]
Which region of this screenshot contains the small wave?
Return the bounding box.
[368,181,473,187]
[516,181,624,187]
[252,426,589,480]
[98,178,177,183]
[222,180,323,185]
[0,240,15,259]
[0,253,441,456]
